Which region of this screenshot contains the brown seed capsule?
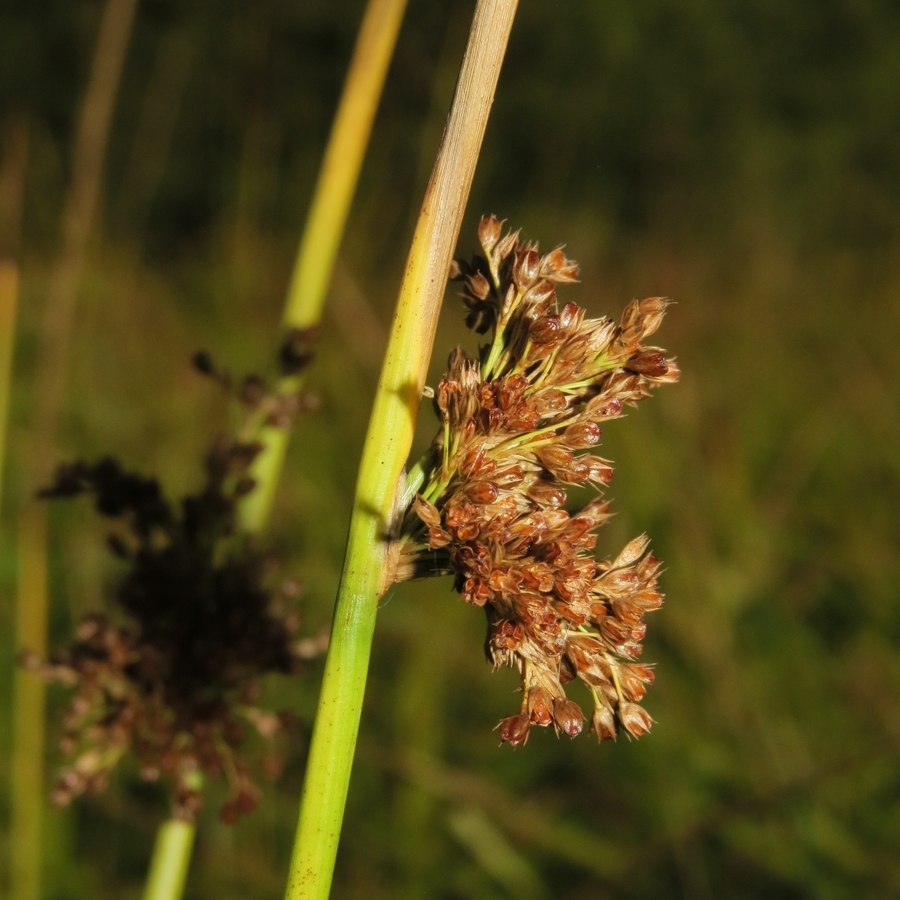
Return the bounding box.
[627,349,669,377]
[459,447,493,479]
[413,496,442,528]
[539,247,568,278]
[505,402,540,431]
[527,481,568,508]
[524,281,556,313]
[562,421,602,449]
[552,697,585,737]
[448,258,468,281]
[547,258,579,284]
[462,577,491,607]
[537,445,574,472]
[467,482,499,505]
[513,248,541,288]
[478,215,503,251]
[530,315,561,344]
[493,464,525,487]
[427,527,452,549]
[527,687,554,726]
[589,396,622,419]
[559,302,583,332]
[619,702,653,737]
[585,457,614,484]
[533,389,568,416]
[592,704,618,741]
[466,271,491,302]
[497,713,531,747]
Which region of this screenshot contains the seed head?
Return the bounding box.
[397,217,678,745]
[32,371,323,822]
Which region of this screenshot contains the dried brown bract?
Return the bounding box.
[32,398,320,822]
[397,216,678,746]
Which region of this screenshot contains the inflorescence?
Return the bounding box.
[396,216,678,747]
[26,347,323,823]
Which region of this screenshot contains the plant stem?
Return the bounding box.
[283,2,519,898]
[142,817,197,900]
[10,505,48,900]
[10,2,138,897]
[139,2,411,897]
[238,0,409,535]
[0,117,28,510]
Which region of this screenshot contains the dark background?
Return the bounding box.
[2,0,900,897]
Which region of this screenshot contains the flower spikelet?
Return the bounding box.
[398,216,678,746]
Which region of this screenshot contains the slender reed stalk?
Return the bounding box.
[283,2,519,897]
[0,118,28,509]
[142,819,196,900]
[10,506,49,900]
[141,770,203,900]
[139,2,410,897]
[239,0,409,535]
[0,260,20,501]
[9,3,138,898]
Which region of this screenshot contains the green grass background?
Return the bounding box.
[2,0,900,897]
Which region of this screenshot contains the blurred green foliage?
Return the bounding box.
[2,0,900,898]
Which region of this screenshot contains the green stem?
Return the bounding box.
[142,818,197,900]
[141,3,412,896]
[239,0,410,535]
[283,3,519,898]
[10,506,48,900]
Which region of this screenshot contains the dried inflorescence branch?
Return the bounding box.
[26,355,324,823]
[396,216,678,747]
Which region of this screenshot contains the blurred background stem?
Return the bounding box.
[238,0,410,535]
[0,118,28,511]
[282,1,519,897]
[140,0,410,896]
[142,803,199,900]
[9,1,138,898]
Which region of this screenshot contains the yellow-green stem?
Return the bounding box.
[283,2,519,898]
[10,505,49,900]
[142,817,197,900]
[239,0,409,535]
[140,0,411,895]
[0,260,18,508]
[10,2,138,897]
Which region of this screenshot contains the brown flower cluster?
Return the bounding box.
[29,356,323,823]
[399,216,678,746]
